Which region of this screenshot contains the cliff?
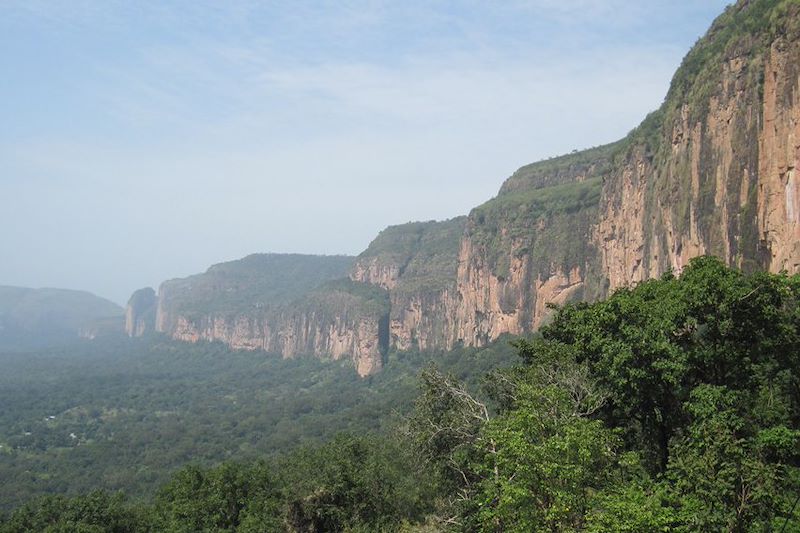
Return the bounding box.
[162,279,389,377]
[451,145,618,347]
[351,218,465,352]
[125,287,157,337]
[129,254,394,376]
[595,0,800,287]
[126,0,800,374]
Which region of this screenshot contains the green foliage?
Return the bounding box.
[306,277,391,318]
[0,336,518,510]
[279,434,435,532]
[405,367,489,498]
[666,385,792,532]
[407,257,800,531]
[0,436,433,533]
[0,491,144,533]
[470,177,602,279]
[3,258,800,531]
[358,217,467,295]
[585,480,677,532]
[154,461,282,532]
[474,386,621,531]
[473,177,602,227]
[542,256,800,471]
[392,217,466,295]
[359,219,464,261]
[497,141,621,196]
[0,257,800,533]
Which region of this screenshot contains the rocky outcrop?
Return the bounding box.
[759,37,800,272]
[125,287,157,337]
[393,0,800,350]
[349,258,401,290]
[450,155,609,348]
[350,219,466,352]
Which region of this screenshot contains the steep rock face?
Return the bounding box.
[594,55,764,287]
[759,37,800,271]
[164,281,389,376]
[125,287,157,337]
[596,1,800,288]
[349,258,401,290]
[426,0,800,348]
[450,148,614,347]
[166,312,386,376]
[389,288,458,352]
[153,253,355,334]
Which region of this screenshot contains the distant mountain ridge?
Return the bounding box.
[0,286,123,350]
[127,0,800,375]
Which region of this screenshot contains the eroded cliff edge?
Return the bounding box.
[141,254,390,377]
[126,0,800,374]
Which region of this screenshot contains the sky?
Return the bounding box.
[1,0,731,305]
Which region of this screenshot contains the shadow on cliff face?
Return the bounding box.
[378,312,390,365]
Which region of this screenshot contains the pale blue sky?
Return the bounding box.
[1,1,731,304]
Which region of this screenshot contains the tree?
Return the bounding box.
[0,491,145,533]
[154,461,281,532]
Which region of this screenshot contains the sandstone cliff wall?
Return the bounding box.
[162,302,386,377]
[148,274,388,377]
[596,5,800,288]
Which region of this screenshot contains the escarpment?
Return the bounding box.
[135,254,391,377]
[125,0,800,374]
[159,278,389,377]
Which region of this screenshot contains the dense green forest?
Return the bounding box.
[0,332,517,510]
[2,257,799,531]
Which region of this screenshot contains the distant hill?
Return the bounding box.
[0,286,123,350]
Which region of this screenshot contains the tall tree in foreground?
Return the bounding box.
[409,256,800,531]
